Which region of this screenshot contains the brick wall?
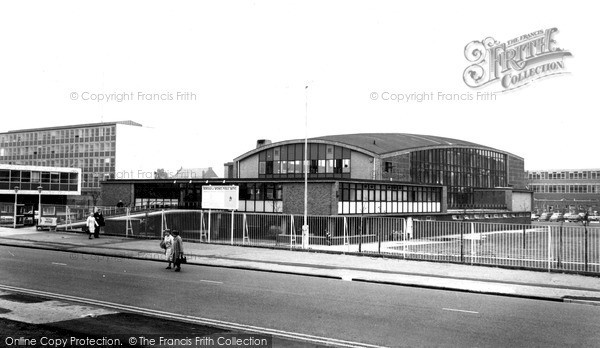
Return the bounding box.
[100,182,135,207]
[282,182,337,215]
[381,153,411,181]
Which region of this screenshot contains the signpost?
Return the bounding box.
[201,185,239,210]
[202,185,239,245]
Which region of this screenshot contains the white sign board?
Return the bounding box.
[202,185,239,210]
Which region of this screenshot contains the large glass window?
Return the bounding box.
[410,148,507,209]
[257,143,351,179]
[338,182,442,214]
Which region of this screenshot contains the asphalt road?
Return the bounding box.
[2,245,600,347]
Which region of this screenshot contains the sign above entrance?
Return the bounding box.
[202,185,239,210]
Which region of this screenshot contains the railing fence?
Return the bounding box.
[29,206,600,275]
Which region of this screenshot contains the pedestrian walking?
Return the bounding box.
[172,230,184,272]
[86,212,98,240]
[93,209,105,238]
[162,229,174,269]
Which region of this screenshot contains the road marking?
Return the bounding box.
[52,262,67,266]
[442,308,479,314]
[200,280,223,284]
[0,284,386,348]
[8,250,15,257]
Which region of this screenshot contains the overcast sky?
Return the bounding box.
[0,1,596,176]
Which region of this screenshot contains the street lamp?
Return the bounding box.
[13,186,19,229]
[37,185,43,224]
[303,84,309,249]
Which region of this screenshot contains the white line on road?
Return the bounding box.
[199,280,223,284]
[442,308,479,314]
[52,262,67,266]
[8,250,15,257]
[0,284,386,348]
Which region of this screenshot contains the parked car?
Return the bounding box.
[588,215,600,222]
[549,212,564,222]
[530,213,540,221]
[563,213,581,222]
[538,212,553,221]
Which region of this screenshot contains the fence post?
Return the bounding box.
[522,227,526,250]
[558,223,562,268]
[290,215,296,249]
[208,210,211,243]
[459,222,464,263]
[470,222,475,265]
[242,213,249,245]
[585,222,589,272]
[230,210,234,245]
[343,217,349,252]
[403,218,407,260]
[547,225,552,271]
[359,217,363,253]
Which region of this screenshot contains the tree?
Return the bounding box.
[154,168,170,179]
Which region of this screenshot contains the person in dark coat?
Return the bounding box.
[172,230,184,272]
[93,209,105,238]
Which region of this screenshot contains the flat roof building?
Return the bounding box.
[526,169,600,213]
[0,164,81,227]
[0,121,162,205]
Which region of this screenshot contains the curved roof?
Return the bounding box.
[234,133,520,161]
[311,133,498,156]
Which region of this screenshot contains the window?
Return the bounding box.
[384,161,393,173]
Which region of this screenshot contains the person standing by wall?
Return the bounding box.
[86,212,98,240]
[172,230,184,272]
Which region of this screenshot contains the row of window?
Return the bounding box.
[258,144,352,178]
[338,183,442,203]
[2,158,114,168]
[260,159,351,176]
[239,183,283,201]
[528,171,600,180]
[0,126,116,145]
[0,142,116,157]
[530,184,600,194]
[0,169,79,192]
[337,201,441,215]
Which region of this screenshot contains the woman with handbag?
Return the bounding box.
[162,229,174,269]
[171,230,184,272]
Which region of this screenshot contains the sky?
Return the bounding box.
[0,1,596,176]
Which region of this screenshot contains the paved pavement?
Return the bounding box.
[2,226,600,304]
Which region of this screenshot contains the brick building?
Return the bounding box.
[526,169,600,213]
[101,133,531,221]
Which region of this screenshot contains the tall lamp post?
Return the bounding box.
[37,185,43,225]
[13,186,19,229]
[302,84,309,249]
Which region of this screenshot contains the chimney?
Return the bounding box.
[256,139,272,148]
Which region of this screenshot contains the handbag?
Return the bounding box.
[180,255,187,264]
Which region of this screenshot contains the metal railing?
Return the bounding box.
[40,206,600,275]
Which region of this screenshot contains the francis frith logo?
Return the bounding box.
[463,28,572,91]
